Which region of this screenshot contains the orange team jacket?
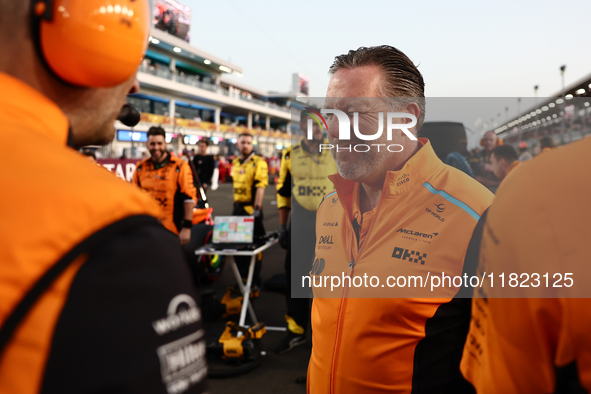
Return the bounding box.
[132,156,197,234]
[308,139,494,394]
[0,73,161,393]
[461,136,591,393]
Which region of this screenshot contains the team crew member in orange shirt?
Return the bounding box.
[0,0,206,393]
[133,126,198,244]
[308,46,493,394]
[460,136,591,393]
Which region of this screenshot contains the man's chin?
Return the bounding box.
[335,160,369,182]
[98,126,116,146]
[151,152,164,161]
[73,124,115,148]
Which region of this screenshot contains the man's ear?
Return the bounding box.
[501,158,509,170]
[404,102,421,135]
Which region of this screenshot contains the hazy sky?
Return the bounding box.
[180,0,589,143]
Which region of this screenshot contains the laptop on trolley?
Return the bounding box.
[211,216,256,250]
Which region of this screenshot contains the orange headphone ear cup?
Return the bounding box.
[480,138,484,147]
[36,0,150,87]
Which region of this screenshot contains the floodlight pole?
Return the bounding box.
[517,98,522,143]
[560,65,566,137]
[534,85,539,134]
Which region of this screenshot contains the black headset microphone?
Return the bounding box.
[117,103,141,127]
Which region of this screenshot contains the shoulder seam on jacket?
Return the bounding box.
[318,190,337,209]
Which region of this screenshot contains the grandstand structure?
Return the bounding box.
[104,28,292,159]
[496,73,591,148]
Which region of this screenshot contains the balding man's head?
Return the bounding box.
[482,131,498,153]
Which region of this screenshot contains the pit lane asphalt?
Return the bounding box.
[199,182,309,394]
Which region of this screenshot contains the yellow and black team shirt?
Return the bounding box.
[231,153,268,212]
[308,139,494,394]
[132,154,197,235]
[0,73,206,394]
[276,140,337,212]
[461,136,591,393]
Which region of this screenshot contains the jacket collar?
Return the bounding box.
[239,151,256,164]
[0,73,70,146]
[328,138,444,221]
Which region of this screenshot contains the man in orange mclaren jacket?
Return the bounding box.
[0,1,206,392]
[307,45,493,394]
[132,126,198,244]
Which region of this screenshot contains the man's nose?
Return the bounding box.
[128,74,140,95]
[327,117,340,140]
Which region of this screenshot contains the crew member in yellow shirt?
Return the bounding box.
[275,112,337,353]
[231,132,268,288]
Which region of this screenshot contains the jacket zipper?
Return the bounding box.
[330,221,358,393]
[329,186,386,393]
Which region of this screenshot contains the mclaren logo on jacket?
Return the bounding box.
[396,228,438,239]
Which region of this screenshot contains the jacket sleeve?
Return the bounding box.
[178,161,198,203]
[253,157,268,190]
[276,149,291,209]
[40,224,207,394]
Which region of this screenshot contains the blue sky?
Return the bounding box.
[184,0,589,97]
[179,0,589,144]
